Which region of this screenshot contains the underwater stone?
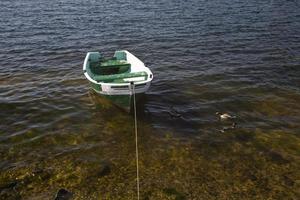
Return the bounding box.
[96,163,111,177]
[0,181,21,200]
[267,150,289,165]
[55,189,73,200]
[283,175,294,187]
[235,131,254,142]
[0,189,21,200]
[0,181,18,191]
[163,188,186,200]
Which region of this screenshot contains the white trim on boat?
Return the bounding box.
[123,77,145,82]
[83,52,98,84]
[83,50,153,95]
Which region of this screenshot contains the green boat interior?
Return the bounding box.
[86,52,148,83]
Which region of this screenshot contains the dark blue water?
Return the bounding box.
[0,0,299,199]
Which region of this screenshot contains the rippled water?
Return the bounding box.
[1,0,300,199]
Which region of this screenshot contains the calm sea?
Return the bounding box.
[0,0,299,199]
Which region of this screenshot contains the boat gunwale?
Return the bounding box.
[83,51,153,87]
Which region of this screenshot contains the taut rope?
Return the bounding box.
[131,82,140,200]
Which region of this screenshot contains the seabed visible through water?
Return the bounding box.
[1,0,300,199]
[1,91,299,199]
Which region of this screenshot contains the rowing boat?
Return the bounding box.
[83,50,153,111]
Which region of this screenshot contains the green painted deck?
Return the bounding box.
[90,59,131,76]
[88,58,147,83]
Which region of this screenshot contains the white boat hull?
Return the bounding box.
[83,50,153,96]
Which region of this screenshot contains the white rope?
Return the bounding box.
[131,82,140,200]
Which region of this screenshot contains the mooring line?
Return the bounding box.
[131,82,140,200]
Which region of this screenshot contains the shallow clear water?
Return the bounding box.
[0,0,300,199]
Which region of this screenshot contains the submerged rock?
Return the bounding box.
[283,175,294,187]
[96,162,111,177]
[0,181,21,200]
[0,189,21,200]
[234,131,254,142]
[163,188,186,200]
[267,150,290,165]
[55,189,73,200]
[0,181,18,191]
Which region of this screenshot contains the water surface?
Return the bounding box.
[0,0,300,199]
